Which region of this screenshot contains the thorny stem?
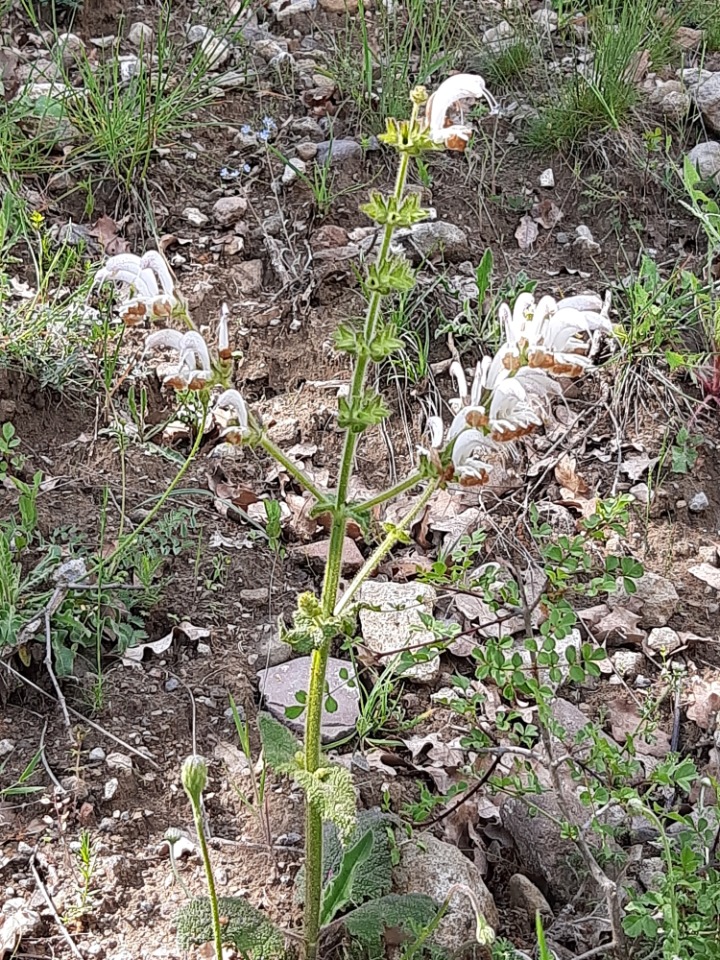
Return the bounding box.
[302,103,420,960]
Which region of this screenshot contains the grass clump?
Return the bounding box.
[479,39,535,91]
[527,0,676,151]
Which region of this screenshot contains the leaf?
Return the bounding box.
[554,454,589,497]
[319,829,374,926]
[515,215,539,251]
[531,198,564,230]
[257,712,300,773]
[88,214,130,255]
[294,764,356,843]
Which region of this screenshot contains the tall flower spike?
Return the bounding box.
[139,251,175,296]
[424,74,498,151]
[218,303,231,361]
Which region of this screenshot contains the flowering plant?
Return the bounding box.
[97,76,615,960]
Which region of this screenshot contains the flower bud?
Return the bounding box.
[410,85,428,105]
[181,755,208,804]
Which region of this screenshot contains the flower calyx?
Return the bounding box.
[279,592,355,654]
[360,191,429,228]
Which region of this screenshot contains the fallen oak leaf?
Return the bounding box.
[554,453,589,497]
[531,198,563,230]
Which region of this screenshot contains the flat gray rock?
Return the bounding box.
[257,656,359,743]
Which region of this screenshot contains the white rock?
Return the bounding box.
[538,167,555,188]
[644,627,682,656]
[118,55,141,84]
[689,562,720,590]
[647,80,690,121]
[104,778,119,800]
[0,739,15,757]
[611,650,645,679]
[359,581,440,683]
[213,195,248,225]
[270,0,318,18]
[482,21,515,53]
[183,206,209,226]
[692,72,720,134]
[187,24,212,44]
[574,224,601,253]
[128,22,153,46]
[106,752,133,774]
[52,33,85,66]
[281,157,307,185]
[200,33,232,69]
[532,8,558,32]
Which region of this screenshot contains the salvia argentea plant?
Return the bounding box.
[96,76,616,960]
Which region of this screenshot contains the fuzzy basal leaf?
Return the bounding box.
[257,711,301,774]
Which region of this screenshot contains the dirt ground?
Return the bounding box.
[2,0,720,958]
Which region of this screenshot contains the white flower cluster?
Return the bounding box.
[424,293,613,486]
[94,251,178,324]
[424,73,499,151]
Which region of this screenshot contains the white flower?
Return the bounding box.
[218,303,231,360]
[498,291,613,376]
[215,389,250,444]
[451,429,496,486]
[95,251,176,324]
[145,329,212,391]
[424,74,498,150]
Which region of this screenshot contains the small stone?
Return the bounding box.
[236,259,263,295]
[88,747,106,762]
[689,491,710,513]
[574,224,601,253]
[200,33,232,69]
[531,8,558,32]
[281,157,307,185]
[482,21,514,53]
[295,141,318,161]
[267,417,300,444]
[396,221,469,260]
[213,195,248,226]
[292,117,324,140]
[187,24,212,44]
[630,482,652,505]
[692,73,720,135]
[183,206,209,226]
[52,33,85,67]
[106,753,133,774]
[117,55,141,84]
[315,138,362,165]
[689,562,720,591]
[644,627,682,656]
[508,873,553,919]
[299,537,363,573]
[128,22,153,46]
[359,581,440,683]
[538,168,555,187]
[593,608,646,646]
[311,224,348,249]
[270,0,318,19]
[104,778,119,800]
[675,26,704,50]
[611,649,645,679]
[257,656,359,742]
[250,627,292,668]
[610,571,678,627]
[319,0,358,9]
[393,834,497,951]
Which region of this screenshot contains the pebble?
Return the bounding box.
[644,626,682,656]
[88,747,106,762]
[296,140,318,161]
[281,157,307,185]
[574,224,601,253]
[183,206,209,226]
[687,141,720,181]
[213,195,248,225]
[315,138,362,165]
[482,21,514,52]
[292,117,325,140]
[52,32,85,67]
[164,678,179,692]
[236,259,264,295]
[106,753,133,774]
[187,25,212,44]
[538,168,555,187]
[104,778,119,801]
[689,491,710,513]
[395,221,469,259]
[0,739,15,757]
[128,22,153,46]
[200,33,232,69]
[531,8,558,32]
[319,0,359,9]
[298,537,363,573]
[270,0,318,18]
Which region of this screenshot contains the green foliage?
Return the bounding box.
[176,897,284,959]
[478,39,535,91]
[0,422,24,480]
[257,712,301,774]
[294,764,357,844]
[344,893,444,960]
[279,591,354,655]
[361,191,430,228]
[670,427,703,474]
[320,829,374,926]
[338,390,391,432]
[315,809,395,910]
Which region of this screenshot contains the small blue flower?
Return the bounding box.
[240,124,253,135]
[258,129,270,142]
[220,166,241,180]
[243,163,252,174]
[262,115,276,130]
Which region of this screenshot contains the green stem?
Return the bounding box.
[354,470,426,513]
[335,480,438,618]
[258,432,329,505]
[301,115,418,960]
[190,800,224,960]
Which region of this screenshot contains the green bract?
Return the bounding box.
[361,191,430,227]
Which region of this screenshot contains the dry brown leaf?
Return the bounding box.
[285,492,319,541]
[554,454,589,497]
[532,198,564,230]
[515,214,539,251]
[88,214,130,255]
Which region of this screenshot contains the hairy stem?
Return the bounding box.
[354,469,426,512]
[301,113,418,960]
[190,799,224,960]
[258,432,329,505]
